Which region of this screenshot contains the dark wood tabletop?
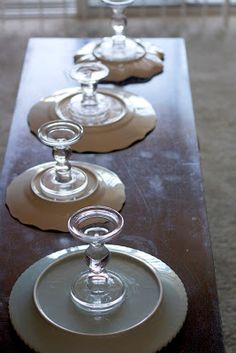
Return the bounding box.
[0,38,225,352]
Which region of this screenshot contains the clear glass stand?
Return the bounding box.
[68,206,126,313]
[36,120,88,201]
[93,0,146,62]
[68,62,126,126]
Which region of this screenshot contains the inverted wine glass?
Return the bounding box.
[35,120,88,201]
[93,0,146,62]
[68,205,126,313]
[64,62,126,126]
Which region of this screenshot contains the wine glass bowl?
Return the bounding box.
[68,205,124,244]
[68,205,126,313]
[38,120,82,147]
[102,0,135,6]
[70,62,109,83]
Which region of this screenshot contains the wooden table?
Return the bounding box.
[0,38,225,352]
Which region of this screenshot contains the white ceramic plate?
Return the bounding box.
[6,161,125,231]
[9,245,188,353]
[28,88,157,153]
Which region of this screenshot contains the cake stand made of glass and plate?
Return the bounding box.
[93,0,146,63]
[57,61,127,127]
[9,207,187,353]
[34,205,164,323]
[6,120,126,231]
[31,120,89,201]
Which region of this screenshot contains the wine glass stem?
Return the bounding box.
[53,146,72,183]
[85,243,110,293]
[112,7,127,49]
[81,82,98,108]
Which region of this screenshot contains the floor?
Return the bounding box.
[0,14,235,352]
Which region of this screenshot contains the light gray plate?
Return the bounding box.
[9,245,188,353]
[33,250,163,335]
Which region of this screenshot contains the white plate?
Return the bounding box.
[6,162,125,231]
[28,88,157,153]
[9,245,188,353]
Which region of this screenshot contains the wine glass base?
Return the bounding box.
[38,166,88,201]
[56,90,127,127]
[93,37,146,63]
[71,271,126,313]
[69,93,109,118]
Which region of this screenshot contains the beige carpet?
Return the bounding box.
[0,15,235,353]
